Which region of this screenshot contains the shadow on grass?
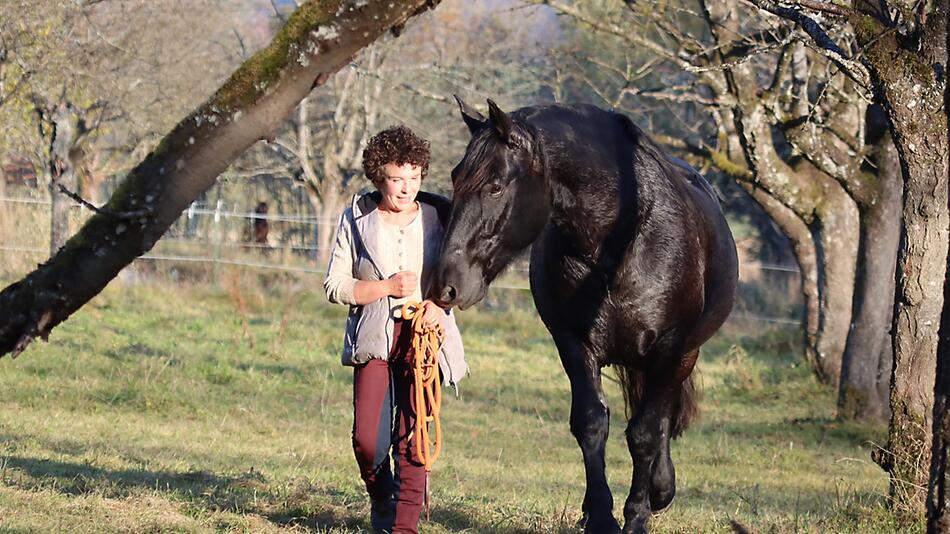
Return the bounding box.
[1,455,266,503]
[265,506,368,533]
[4,449,575,533]
[262,496,581,533]
[692,416,883,449]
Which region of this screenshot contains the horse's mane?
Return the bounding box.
[453,128,498,195]
[453,110,539,195]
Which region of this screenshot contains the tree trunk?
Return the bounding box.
[724,56,858,384]
[839,131,903,421]
[48,170,73,254]
[810,178,860,384]
[47,102,79,255]
[857,1,950,515]
[925,21,950,532]
[0,0,444,358]
[306,187,343,268]
[739,182,822,358]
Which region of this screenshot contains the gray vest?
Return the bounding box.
[339,192,468,387]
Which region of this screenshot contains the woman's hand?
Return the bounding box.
[388,271,418,298]
[421,299,444,328]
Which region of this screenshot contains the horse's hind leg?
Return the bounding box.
[622,380,678,534]
[649,350,699,513]
[557,336,621,534]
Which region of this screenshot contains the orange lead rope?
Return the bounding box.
[400,301,444,519]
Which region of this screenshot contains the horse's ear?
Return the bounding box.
[454,94,486,135]
[487,99,511,142]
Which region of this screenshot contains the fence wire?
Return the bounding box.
[0,196,803,326]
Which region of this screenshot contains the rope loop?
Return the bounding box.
[400,301,444,473]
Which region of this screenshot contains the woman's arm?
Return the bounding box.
[323,213,360,305]
[324,211,418,306]
[354,271,417,305]
[352,279,392,305]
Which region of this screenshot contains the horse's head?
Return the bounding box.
[431,97,550,309]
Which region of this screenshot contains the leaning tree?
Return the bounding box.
[0,0,445,357]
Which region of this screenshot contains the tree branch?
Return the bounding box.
[743,0,872,93]
[0,0,445,359]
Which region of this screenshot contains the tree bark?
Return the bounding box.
[727,81,858,384]
[853,0,950,515]
[710,11,858,383]
[926,19,950,531]
[0,0,443,358]
[809,175,860,384]
[838,130,903,421]
[740,182,822,355]
[46,102,79,255]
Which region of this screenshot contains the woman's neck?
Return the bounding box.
[377,200,419,227]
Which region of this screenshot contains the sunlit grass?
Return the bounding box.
[0,278,906,533]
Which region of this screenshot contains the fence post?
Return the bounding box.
[213,199,223,284]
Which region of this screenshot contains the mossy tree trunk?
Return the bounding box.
[851,1,950,515]
[0,0,443,358]
[726,61,859,386]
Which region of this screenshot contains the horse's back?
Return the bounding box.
[528,106,737,362]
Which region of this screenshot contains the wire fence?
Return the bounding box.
[0,195,803,326]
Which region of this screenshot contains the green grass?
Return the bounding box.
[0,277,911,533]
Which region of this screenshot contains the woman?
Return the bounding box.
[324,125,466,534]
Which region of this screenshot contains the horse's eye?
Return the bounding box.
[488,183,504,198]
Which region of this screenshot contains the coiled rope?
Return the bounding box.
[401,301,444,518]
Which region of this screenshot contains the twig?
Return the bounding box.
[55,183,153,219]
[743,0,872,93]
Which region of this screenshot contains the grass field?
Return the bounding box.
[0,275,912,533]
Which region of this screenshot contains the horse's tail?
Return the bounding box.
[615,366,699,438]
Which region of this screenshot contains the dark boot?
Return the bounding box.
[371,496,395,533]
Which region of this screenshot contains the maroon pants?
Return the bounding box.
[352,319,426,533]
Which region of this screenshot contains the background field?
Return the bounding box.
[0,277,906,533]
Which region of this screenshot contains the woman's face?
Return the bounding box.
[377,163,422,212]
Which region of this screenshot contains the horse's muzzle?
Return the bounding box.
[436,285,458,307]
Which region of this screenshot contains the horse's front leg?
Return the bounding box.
[559,339,620,534]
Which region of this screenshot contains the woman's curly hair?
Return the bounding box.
[362,125,430,184]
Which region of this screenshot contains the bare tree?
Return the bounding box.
[0,0,446,358]
[241,0,553,265]
[746,0,948,515]
[1,1,259,252]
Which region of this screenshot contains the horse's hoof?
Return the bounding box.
[576,512,588,529]
[649,486,675,513]
[621,517,650,534]
[581,514,621,534]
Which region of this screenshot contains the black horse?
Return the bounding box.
[431,98,738,533]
